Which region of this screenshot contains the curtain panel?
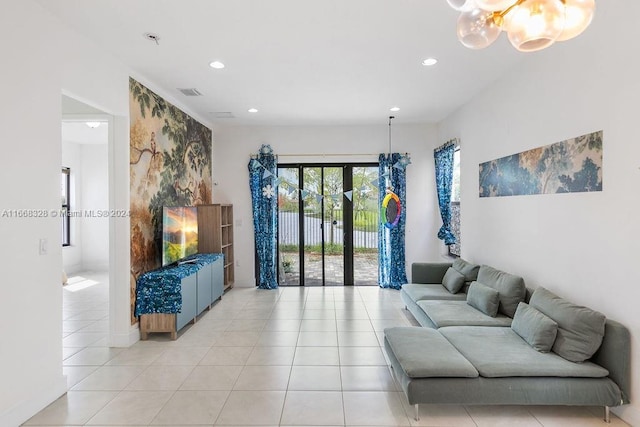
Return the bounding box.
[248,145,278,289]
[377,153,409,290]
[434,142,456,245]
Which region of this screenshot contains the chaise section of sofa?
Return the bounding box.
[384,286,630,422]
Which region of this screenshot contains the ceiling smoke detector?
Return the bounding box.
[143,32,160,45]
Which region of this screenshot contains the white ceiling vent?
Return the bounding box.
[211,112,235,119]
[178,88,203,96]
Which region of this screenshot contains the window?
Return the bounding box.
[449,148,461,257]
[61,167,70,246]
[451,147,460,203]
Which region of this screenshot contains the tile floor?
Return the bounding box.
[24,273,629,426]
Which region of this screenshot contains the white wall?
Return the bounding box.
[437,3,640,424]
[81,143,109,271]
[62,141,83,273]
[1,2,67,424]
[61,141,110,274]
[213,124,443,286]
[0,1,212,424]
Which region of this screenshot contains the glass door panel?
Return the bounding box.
[352,166,379,285]
[303,167,323,285]
[322,167,344,286]
[278,167,300,285]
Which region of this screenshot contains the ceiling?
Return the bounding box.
[61,95,109,144]
[62,121,109,145]
[38,0,525,126]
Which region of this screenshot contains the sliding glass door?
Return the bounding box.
[278,163,378,286]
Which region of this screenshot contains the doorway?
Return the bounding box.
[278,163,379,286]
[61,95,112,368]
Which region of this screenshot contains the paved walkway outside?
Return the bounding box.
[279,253,378,287]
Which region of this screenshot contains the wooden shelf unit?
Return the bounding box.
[198,204,234,290]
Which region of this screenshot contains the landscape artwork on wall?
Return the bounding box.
[479,130,603,198]
[129,77,212,323]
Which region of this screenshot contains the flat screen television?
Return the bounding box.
[162,206,198,266]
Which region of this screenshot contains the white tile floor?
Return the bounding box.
[23,273,629,426]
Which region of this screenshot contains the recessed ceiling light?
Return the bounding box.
[248,108,258,113]
[209,61,225,69]
[422,58,438,66]
[85,122,101,128]
[390,107,400,112]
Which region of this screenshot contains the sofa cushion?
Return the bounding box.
[418,300,512,328]
[452,258,480,282]
[401,283,467,303]
[439,326,609,378]
[511,302,558,353]
[384,327,478,378]
[411,263,451,284]
[477,265,526,318]
[466,282,499,317]
[529,287,606,363]
[442,267,466,294]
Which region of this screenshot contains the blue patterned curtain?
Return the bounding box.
[248,144,278,289]
[434,142,456,245]
[378,153,409,290]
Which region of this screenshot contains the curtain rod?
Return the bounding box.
[251,152,411,159]
[276,153,407,157]
[435,138,459,151]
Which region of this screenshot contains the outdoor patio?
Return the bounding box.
[279,253,378,287]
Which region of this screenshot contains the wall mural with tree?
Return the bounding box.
[129,77,212,323]
[479,130,602,197]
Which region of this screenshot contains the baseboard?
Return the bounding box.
[0,375,66,427]
[108,325,140,347]
[233,281,254,288]
[613,405,640,426]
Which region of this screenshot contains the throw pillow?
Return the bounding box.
[466,281,500,317]
[511,302,558,352]
[476,265,526,318]
[442,267,466,294]
[452,258,480,282]
[529,286,606,363]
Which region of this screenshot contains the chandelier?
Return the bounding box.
[447,0,595,52]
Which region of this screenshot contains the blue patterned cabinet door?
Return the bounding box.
[212,257,224,301]
[176,274,197,331]
[197,263,213,313]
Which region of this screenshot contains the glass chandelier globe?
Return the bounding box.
[505,0,565,52]
[447,0,478,12]
[474,0,517,12]
[457,7,502,49]
[557,0,595,41]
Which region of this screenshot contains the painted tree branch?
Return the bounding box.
[130,147,155,165]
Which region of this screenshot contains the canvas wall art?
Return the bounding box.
[129,77,212,323]
[479,130,602,198]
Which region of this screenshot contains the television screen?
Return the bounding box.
[162,206,198,265]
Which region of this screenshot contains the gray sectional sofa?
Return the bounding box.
[386,261,630,422]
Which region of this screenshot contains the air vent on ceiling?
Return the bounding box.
[178,88,203,96]
[211,112,235,119]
